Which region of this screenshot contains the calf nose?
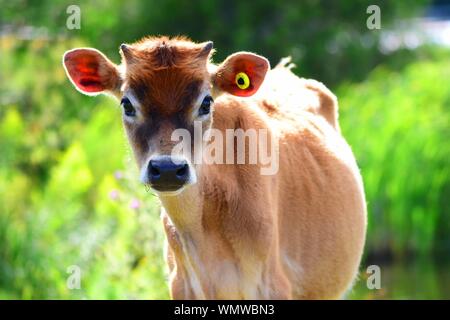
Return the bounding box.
[148,155,189,191]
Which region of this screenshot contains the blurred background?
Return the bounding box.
[0,0,449,299]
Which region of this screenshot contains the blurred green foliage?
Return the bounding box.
[1,0,449,299]
[339,54,450,258]
[0,39,169,299]
[2,0,429,85]
[349,259,450,299]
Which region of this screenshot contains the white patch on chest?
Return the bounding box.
[283,253,304,296]
[180,236,207,299]
[179,236,245,299]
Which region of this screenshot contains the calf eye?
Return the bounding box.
[121,97,136,117]
[199,95,213,116]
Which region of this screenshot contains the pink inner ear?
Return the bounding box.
[78,77,103,92]
[64,52,105,93]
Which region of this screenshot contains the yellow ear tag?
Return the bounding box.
[235,72,250,90]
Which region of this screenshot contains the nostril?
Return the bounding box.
[149,162,160,178]
[176,164,189,178]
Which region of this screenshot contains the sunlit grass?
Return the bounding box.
[338,59,450,258]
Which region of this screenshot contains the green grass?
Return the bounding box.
[338,59,450,258]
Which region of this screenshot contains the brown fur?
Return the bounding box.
[62,36,367,299]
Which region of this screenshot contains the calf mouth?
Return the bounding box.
[148,183,188,197]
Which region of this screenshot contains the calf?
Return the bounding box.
[63,36,366,299]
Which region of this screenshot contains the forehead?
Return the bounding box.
[121,37,211,116]
[126,69,207,116]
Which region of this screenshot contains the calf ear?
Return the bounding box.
[213,52,269,97]
[62,48,121,96]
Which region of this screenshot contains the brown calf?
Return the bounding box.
[63,36,366,299]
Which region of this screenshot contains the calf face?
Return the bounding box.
[63,36,269,194]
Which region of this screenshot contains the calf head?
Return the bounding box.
[63,36,269,194]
